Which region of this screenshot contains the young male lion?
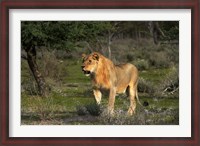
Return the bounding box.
[81,52,139,115]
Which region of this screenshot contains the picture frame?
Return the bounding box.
[0,0,199,145]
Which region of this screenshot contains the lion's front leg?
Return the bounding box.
[93,89,102,104]
[108,87,116,115]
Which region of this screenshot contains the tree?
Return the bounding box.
[21,21,112,96]
[107,22,121,59]
[21,21,78,96]
[148,21,179,44]
[22,22,49,97]
[160,21,179,41]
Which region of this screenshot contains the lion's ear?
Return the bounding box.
[92,53,99,61]
[82,53,86,59]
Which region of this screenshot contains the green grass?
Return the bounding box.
[63,60,90,83]
[140,68,171,83]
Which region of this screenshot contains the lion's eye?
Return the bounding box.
[89,60,92,63]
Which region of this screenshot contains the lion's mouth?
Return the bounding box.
[83,70,91,76]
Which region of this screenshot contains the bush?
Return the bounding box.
[86,103,101,116]
[76,103,102,116]
[126,53,135,62]
[165,44,179,65]
[39,50,63,79]
[135,59,149,70]
[76,106,88,116]
[149,51,171,68]
[99,108,147,125]
[138,78,155,93]
[21,78,39,95]
[54,50,73,59]
[32,96,56,120]
[160,67,179,95]
[37,50,68,86]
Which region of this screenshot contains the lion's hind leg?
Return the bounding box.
[127,85,137,116]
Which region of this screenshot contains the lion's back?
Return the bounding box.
[115,63,138,77]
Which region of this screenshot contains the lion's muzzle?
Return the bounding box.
[81,66,91,76]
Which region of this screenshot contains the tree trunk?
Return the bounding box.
[148,21,165,45]
[108,31,112,59]
[25,45,49,97]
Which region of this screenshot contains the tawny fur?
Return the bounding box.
[82,52,139,115]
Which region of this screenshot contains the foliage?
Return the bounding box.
[21,21,179,51]
[86,103,102,116]
[76,102,102,116]
[135,59,150,70]
[76,105,88,116]
[138,77,155,93]
[160,21,179,41]
[149,51,171,68]
[160,67,179,95]
[21,21,112,51]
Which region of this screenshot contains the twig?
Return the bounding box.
[170,87,179,94]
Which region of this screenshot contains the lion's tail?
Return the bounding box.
[136,89,149,107]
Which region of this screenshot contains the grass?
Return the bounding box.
[21,93,94,124]
[21,58,179,125]
[139,68,172,84]
[21,92,179,125]
[63,60,90,83]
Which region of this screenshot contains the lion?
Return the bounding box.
[81,52,140,115]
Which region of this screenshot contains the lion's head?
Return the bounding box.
[81,52,100,76]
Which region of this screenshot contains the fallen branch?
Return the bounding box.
[162,86,179,95]
[170,87,179,95]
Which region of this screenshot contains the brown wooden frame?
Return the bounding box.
[0,0,199,145]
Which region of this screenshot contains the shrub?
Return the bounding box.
[22,78,39,95]
[138,78,155,93]
[86,103,101,116]
[135,59,149,70]
[160,67,179,95]
[165,44,179,65]
[126,53,135,62]
[31,96,56,120]
[37,50,68,86]
[98,107,147,125]
[149,51,171,68]
[76,106,88,116]
[54,50,73,59]
[76,103,102,116]
[38,50,62,79]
